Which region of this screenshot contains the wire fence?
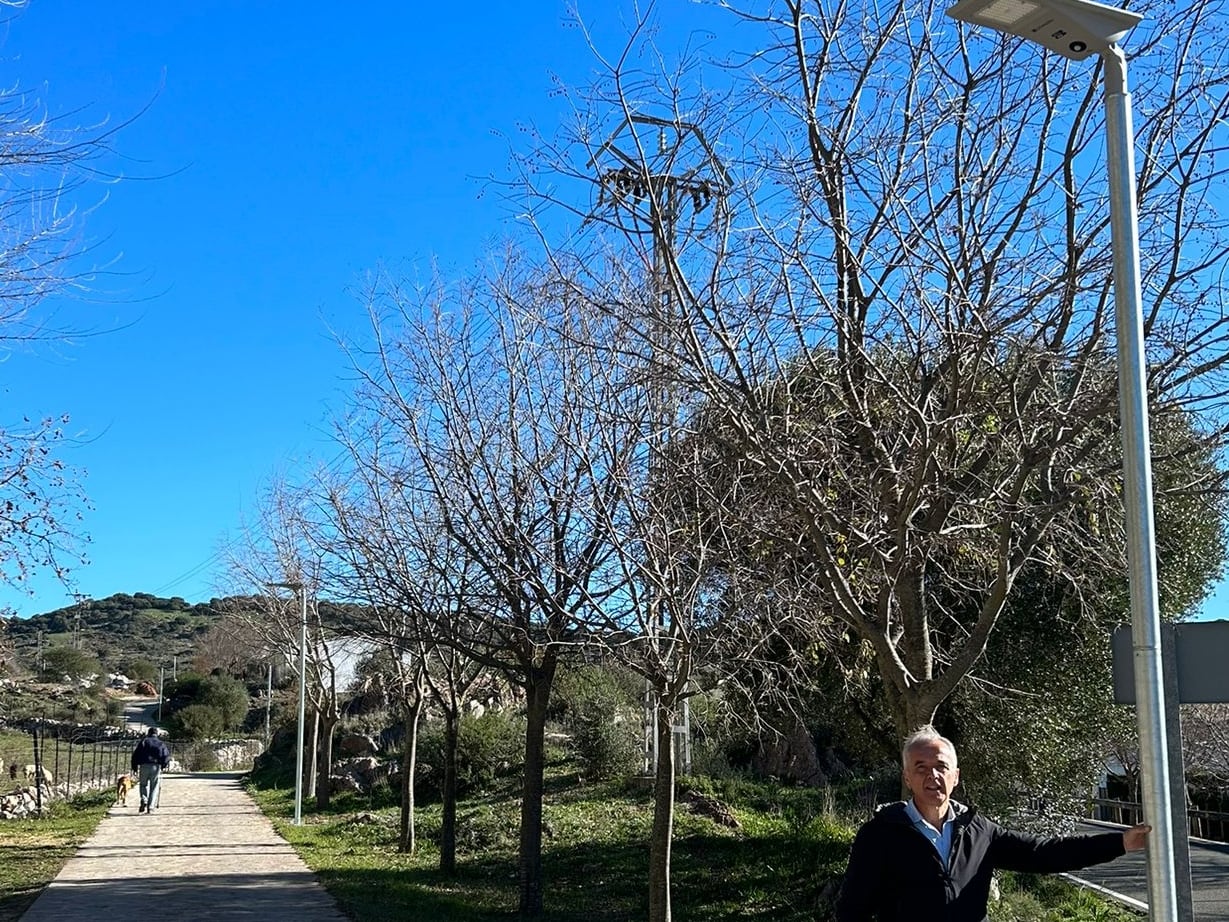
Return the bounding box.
[1,722,139,815]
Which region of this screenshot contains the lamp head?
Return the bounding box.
[946,0,1142,60]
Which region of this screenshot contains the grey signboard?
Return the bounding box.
[1111,620,1229,705]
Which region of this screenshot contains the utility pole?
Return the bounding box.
[591,114,728,777]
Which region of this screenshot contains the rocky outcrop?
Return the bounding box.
[337,733,377,757]
[680,788,742,830]
[331,756,394,793]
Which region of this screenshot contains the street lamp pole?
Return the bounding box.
[268,580,308,827]
[945,2,1177,918]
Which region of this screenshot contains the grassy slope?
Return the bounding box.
[247,770,1142,921]
[0,770,1142,921]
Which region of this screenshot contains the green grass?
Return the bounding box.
[995,873,1140,921]
[248,772,848,921]
[0,790,113,922]
[0,764,1143,922]
[248,769,1138,921]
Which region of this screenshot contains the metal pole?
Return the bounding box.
[157,666,165,723]
[1102,45,1179,922]
[294,585,307,826]
[265,662,273,749]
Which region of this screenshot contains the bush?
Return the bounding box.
[197,674,251,730]
[117,656,157,683]
[164,672,251,733]
[179,742,220,772]
[554,665,641,781]
[417,710,525,797]
[167,704,225,741]
[570,704,640,781]
[551,663,641,722]
[40,645,102,683]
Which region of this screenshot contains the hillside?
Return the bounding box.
[2,592,230,674]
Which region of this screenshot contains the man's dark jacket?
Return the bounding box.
[833,801,1125,922]
[131,735,171,772]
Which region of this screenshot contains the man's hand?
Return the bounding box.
[1123,824,1151,852]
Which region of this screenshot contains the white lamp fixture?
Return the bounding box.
[945,4,1180,921]
[946,0,1141,60]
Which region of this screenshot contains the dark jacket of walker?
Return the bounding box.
[131,736,171,772]
[834,801,1126,922]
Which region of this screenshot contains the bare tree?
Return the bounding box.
[526,0,1229,742]
[561,299,800,922]
[0,415,90,597]
[0,44,142,597]
[322,460,490,867]
[341,264,638,917]
[347,644,429,853]
[222,479,349,811]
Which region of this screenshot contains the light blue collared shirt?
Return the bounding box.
[905,798,956,867]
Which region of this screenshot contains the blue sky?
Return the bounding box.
[0,1,729,616]
[1,1,1226,622]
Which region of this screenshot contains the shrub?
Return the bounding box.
[167,704,225,741]
[554,665,641,780]
[40,645,102,683]
[197,674,251,730]
[179,742,220,772]
[117,656,157,683]
[417,710,525,797]
[570,703,640,781]
[551,663,641,722]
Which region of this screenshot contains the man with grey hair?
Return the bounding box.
[834,725,1149,921]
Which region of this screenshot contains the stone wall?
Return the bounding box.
[0,776,114,819]
[209,738,264,770]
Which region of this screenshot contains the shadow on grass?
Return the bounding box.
[309,824,836,922]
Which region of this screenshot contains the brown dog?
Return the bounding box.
[115,773,134,806]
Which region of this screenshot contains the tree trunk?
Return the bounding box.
[648,697,676,922]
[315,715,336,810]
[399,698,424,854]
[895,692,941,798]
[440,710,460,873]
[518,661,557,918]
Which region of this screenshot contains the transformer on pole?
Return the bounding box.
[589,114,729,777]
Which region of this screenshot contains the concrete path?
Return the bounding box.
[19,771,348,922]
[121,696,160,734]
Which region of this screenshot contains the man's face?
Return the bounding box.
[904,739,960,814]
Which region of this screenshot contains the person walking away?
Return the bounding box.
[834,725,1150,922]
[131,727,171,814]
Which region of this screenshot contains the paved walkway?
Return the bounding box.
[1074,821,1229,920]
[20,772,348,922]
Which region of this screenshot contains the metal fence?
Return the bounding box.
[1,722,138,812]
[1089,797,1229,843]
